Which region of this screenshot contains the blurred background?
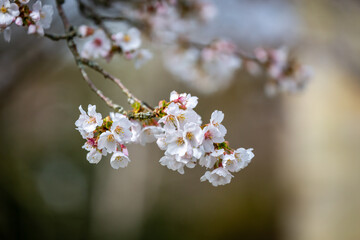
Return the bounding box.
[1,0,360,239]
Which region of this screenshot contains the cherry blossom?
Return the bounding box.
[75,105,103,134]
[112,28,142,52]
[78,25,95,38]
[138,126,163,146]
[250,47,312,96]
[110,151,130,169]
[1,26,10,42]
[160,154,186,174]
[28,1,53,36]
[169,91,198,109]
[81,29,111,59]
[97,131,118,154]
[164,40,241,93]
[0,0,19,28]
[74,89,254,186]
[86,148,103,164]
[200,168,233,187]
[110,118,133,144]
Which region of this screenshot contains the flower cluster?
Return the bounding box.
[2,1,311,98]
[0,0,53,42]
[164,40,241,93]
[131,0,217,43]
[75,91,254,187]
[75,105,134,169]
[154,91,254,186]
[245,47,312,96]
[79,26,152,69]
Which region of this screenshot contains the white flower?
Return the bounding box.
[75,105,102,133]
[199,149,224,168]
[129,120,142,143]
[112,28,141,52]
[210,110,227,136]
[28,1,53,36]
[156,136,168,150]
[86,148,102,164]
[201,125,225,152]
[198,2,217,22]
[77,129,94,139]
[158,102,181,130]
[159,154,185,174]
[138,126,163,146]
[81,30,111,59]
[110,118,133,144]
[78,25,94,37]
[164,41,241,93]
[134,49,153,69]
[175,153,197,169]
[14,16,22,26]
[159,102,201,130]
[1,26,10,42]
[148,6,189,43]
[222,154,238,172]
[164,47,200,83]
[82,141,93,151]
[234,148,254,170]
[110,112,127,122]
[200,167,233,187]
[0,0,19,28]
[183,122,203,148]
[199,154,216,169]
[165,130,188,157]
[177,109,202,129]
[192,146,204,159]
[170,91,198,109]
[97,131,117,153]
[110,151,130,169]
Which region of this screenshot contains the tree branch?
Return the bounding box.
[51,0,156,119]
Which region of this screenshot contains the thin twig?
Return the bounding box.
[56,0,70,31]
[53,0,156,119]
[78,65,126,114]
[80,58,154,111]
[55,0,125,113]
[44,30,77,41]
[235,49,260,63]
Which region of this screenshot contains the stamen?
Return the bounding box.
[107,134,115,142]
[123,34,131,42]
[204,130,212,140]
[178,114,185,122]
[87,117,96,124]
[186,132,193,140]
[93,38,102,47]
[115,126,124,135]
[177,137,184,146]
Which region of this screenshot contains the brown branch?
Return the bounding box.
[78,64,126,114]
[235,49,260,63]
[80,58,154,111]
[52,0,156,119]
[56,0,70,31]
[44,30,77,41]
